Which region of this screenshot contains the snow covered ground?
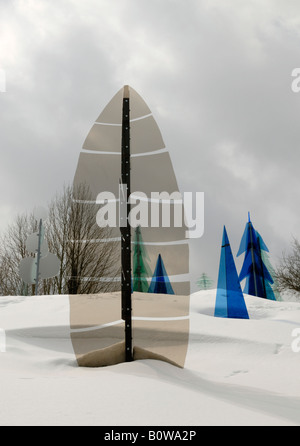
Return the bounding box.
[0,291,299,426]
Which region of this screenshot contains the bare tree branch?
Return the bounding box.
[0,183,121,295]
[275,238,300,299]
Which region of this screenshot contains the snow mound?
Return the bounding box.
[0,291,299,426]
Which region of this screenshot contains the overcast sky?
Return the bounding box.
[1,0,300,292]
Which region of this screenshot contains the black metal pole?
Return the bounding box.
[121,86,133,362]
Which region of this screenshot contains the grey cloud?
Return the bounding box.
[1,0,300,291]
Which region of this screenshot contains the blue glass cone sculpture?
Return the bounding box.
[148,254,175,295]
[215,226,249,319]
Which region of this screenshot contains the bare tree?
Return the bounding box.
[275,238,300,298]
[0,213,37,295]
[46,183,120,295]
[0,183,121,296]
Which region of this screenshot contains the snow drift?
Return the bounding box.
[0,290,299,426]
